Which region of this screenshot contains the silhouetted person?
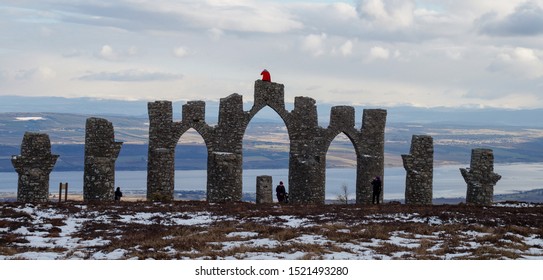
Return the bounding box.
[115,187,123,201]
[371,176,382,204]
[276,181,286,203]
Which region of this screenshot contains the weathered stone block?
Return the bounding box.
[207,152,242,202]
[12,132,59,203]
[254,80,285,110]
[460,149,501,206]
[256,175,273,204]
[183,101,206,123]
[84,117,123,202]
[329,106,355,130]
[402,135,433,205]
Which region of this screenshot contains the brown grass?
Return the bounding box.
[0,201,541,260]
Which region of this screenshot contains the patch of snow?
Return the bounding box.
[494,202,540,208]
[240,251,307,260]
[463,230,491,237]
[524,234,543,247]
[92,249,127,260]
[15,117,45,121]
[387,235,420,249]
[278,215,312,228]
[11,252,63,260]
[211,238,280,252]
[226,231,259,238]
[290,234,330,245]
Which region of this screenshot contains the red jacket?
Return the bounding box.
[261,69,271,82]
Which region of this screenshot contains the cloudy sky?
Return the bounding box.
[1,0,543,108]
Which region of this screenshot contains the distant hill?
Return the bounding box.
[3,95,543,127]
[2,97,543,171]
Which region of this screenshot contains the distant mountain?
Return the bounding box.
[2,95,543,172]
[2,95,543,127]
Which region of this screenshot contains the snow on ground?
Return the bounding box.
[1,202,542,260]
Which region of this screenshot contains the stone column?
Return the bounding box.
[147,101,177,200]
[460,149,501,206]
[84,117,123,201]
[207,151,242,202]
[288,96,325,204]
[256,175,273,204]
[207,94,245,202]
[356,109,387,204]
[402,135,433,205]
[12,132,59,203]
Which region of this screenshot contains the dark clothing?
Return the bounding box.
[114,189,123,201]
[276,184,286,203]
[371,177,382,204]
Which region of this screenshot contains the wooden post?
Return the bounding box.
[58,182,68,203]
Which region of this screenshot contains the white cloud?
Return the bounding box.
[99,45,118,60]
[15,67,57,81]
[78,69,183,82]
[357,0,415,29]
[145,0,303,33]
[339,40,353,56]
[2,1,543,109]
[207,28,224,41]
[368,46,390,60]
[488,47,543,79]
[477,1,543,36]
[173,47,189,58]
[301,33,327,57]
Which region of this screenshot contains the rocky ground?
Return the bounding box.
[0,201,542,260]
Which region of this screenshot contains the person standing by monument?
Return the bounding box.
[276,181,286,203]
[115,187,123,201]
[371,176,382,204]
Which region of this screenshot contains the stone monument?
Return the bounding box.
[256,175,273,204]
[11,132,59,203]
[84,117,123,201]
[402,135,434,205]
[460,148,501,205]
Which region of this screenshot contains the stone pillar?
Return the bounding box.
[12,132,59,203]
[460,149,501,206]
[288,96,325,204]
[402,135,433,205]
[84,117,123,201]
[357,109,387,204]
[207,152,242,202]
[147,101,177,200]
[207,93,246,202]
[256,175,273,204]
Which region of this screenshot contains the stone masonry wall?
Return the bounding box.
[12,132,59,203]
[402,135,434,205]
[84,117,123,201]
[460,149,502,206]
[256,175,273,204]
[147,79,387,204]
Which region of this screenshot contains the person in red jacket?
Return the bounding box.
[261,69,271,82]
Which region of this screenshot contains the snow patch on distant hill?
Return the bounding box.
[15,117,45,121]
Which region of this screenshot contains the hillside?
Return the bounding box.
[2,112,543,171]
[0,201,541,260]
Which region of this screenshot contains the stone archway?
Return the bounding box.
[322,107,387,205]
[146,80,387,204]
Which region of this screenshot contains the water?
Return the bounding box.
[1,163,542,199]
